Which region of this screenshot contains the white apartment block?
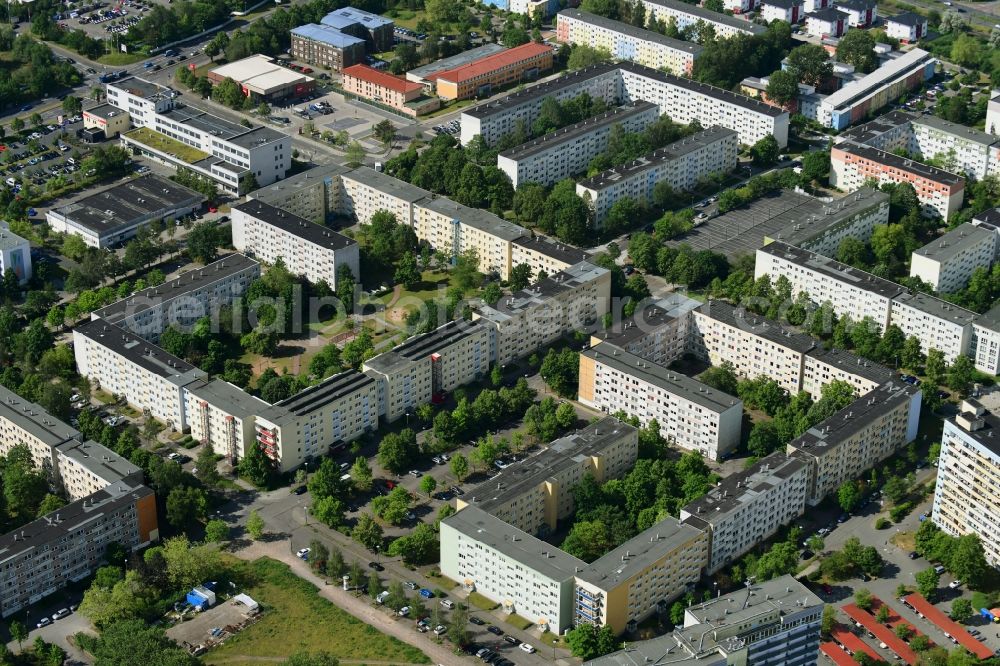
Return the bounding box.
[474,261,611,366]
[0,384,81,473]
[91,254,260,342]
[910,223,997,293]
[339,167,429,227]
[497,101,660,189]
[248,163,351,224]
[0,222,31,285]
[577,126,739,226]
[363,321,491,423]
[591,294,700,367]
[988,91,1000,136]
[639,0,766,39]
[555,9,703,76]
[184,378,269,466]
[54,438,142,502]
[679,452,809,573]
[461,62,788,149]
[889,291,975,364]
[931,400,1000,568]
[973,316,1000,375]
[801,347,893,401]
[788,381,921,505]
[231,200,360,290]
[510,236,592,278]
[763,187,890,259]
[73,318,207,432]
[579,342,743,460]
[255,370,380,472]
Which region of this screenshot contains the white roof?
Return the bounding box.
[823,48,932,110]
[210,55,314,94]
[232,593,259,611]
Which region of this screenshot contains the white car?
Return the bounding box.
[296,547,310,559]
[52,608,71,621]
[433,625,447,635]
[949,580,962,589]
[520,643,536,653]
[398,606,410,617]
[36,617,51,628]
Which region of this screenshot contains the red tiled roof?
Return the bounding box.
[343,64,422,94]
[842,603,919,665]
[904,593,994,659]
[821,642,860,666]
[830,626,882,661]
[429,42,553,84]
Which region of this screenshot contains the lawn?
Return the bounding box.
[506,613,533,631]
[204,558,430,665]
[378,271,452,313]
[467,591,499,611]
[98,51,147,66]
[125,126,210,164]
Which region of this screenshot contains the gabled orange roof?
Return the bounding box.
[343,64,422,94]
[429,42,553,84]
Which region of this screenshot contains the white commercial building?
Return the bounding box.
[579,342,743,460]
[231,199,359,289]
[931,400,1000,568]
[576,126,739,226]
[910,223,997,293]
[497,101,660,188]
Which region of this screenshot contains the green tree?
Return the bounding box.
[187,221,220,264]
[195,444,220,486]
[947,355,975,397]
[165,486,207,528]
[346,141,366,168]
[836,29,877,72]
[352,513,384,552]
[372,120,396,149]
[394,252,421,290]
[419,475,437,497]
[450,453,470,481]
[950,597,973,623]
[837,480,862,513]
[246,509,265,540]
[786,43,832,85]
[854,588,873,611]
[765,69,800,107]
[926,349,947,386]
[239,442,273,487]
[350,456,374,492]
[204,519,230,543]
[9,620,27,649]
[950,534,991,589]
[876,604,891,624]
[916,567,940,600]
[901,336,925,371]
[750,135,780,166]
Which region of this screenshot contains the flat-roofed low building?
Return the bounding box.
[591,294,700,366]
[498,101,660,188]
[510,235,591,278]
[231,199,359,290]
[579,342,742,460]
[910,223,997,293]
[474,261,610,365]
[577,126,739,226]
[82,103,130,139]
[363,321,490,423]
[91,254,260,341]
[184,378,270,466]
[46,174,206,248]
[430,41,554,101]
[342,64,440,116]
[680,452,809,573]
[787,381,921,505]
[73,319,206,432]
[290,24,366,70]
[208,54,315,102]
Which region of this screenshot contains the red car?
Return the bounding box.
[302,66,313,73]
[208,206,218,213]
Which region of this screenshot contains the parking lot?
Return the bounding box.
[56,0,156,41]
[1,116,89,197]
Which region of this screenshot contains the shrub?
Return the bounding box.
[890,502,914,523]
[875,517,892,530]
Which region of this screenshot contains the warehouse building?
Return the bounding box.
[208,55,316,102]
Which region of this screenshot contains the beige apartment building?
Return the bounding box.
[339,167,429,228]
[363,321,491,423]
[910,223,997,293]
[579,342,743,460]
[54,439,142,501]
[249,163,351,224]
[931,399,1000,568]
[592,294,700,367]
[681,452,809,573]
[510,236,591,278]
[0,384,82,473]
[888,291,976,364]
[787,381,922,505]
[474,261,610,366]
[801,347,892,400]
[184,378,270,466]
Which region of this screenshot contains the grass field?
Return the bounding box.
[467,591,498,611]
[204,558,431,665]
[98,51,147,65]
[126,126,209,163]
[378,271,452,312]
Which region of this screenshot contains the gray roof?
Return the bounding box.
[55,438,142,486]
[804,346,893,385]
[764,187,890,248]
[641,0,767,33]
[291,24,366,48]
[892,290,978,327]
[913,114,998,149]
[680,452,806,523]
[232,200,357,252]
[93,253,259,323]
[837,142,963,186]
[274,369,375,417]
[83,103,126,120]
[576,515,705,589]
[75,318,206,385]
[500,101,658,161]
[511,235,591,266]
[888,11,927,26]
[464,63,620,120]
[0,384,80,448]
[558,9,704,54]
[364,320,486,376]
[185,378,270,419]
[837,110,914,145]
[321,7,393,29]
[594,294,700,348]
[250,163,351,206]
[973,207,1000,229]
[759,241,904,300]
[912,222,996,264]
[110,77,172,101]
[0,480,153,562]
[408,44,507,81]
[697,300,816,354]
[823,49,935,111]
[583,342,742,413]
[0,224,28,252]
[837,0,875,10]
[417,196,527,241]
[476,261,607,323]
[788,381,919,458]
[948,405,1000,456]
[808,7,847,21]
[463,416,636,515]
[49,174,206,237]
[578,126,738,192]
[158,105,285,146]
[443,505,585,581]
[344,167,430,203]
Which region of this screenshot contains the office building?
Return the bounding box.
[104,77,173,128]
[342,65,440,116]
[255,370,380,472]
[576,126,739,226]
[640,0,766,38]
[805,8,848,38]
[363,321,491,422]
[931,400,1000,568]
[760,0,804,23]
[91,254,260,342]
[591,294,700,366]
[82,103,130,139]
[429,41,554,101]
[474,261,611,366]
[290,24,366,70]
[509,236,592,278]
[497,101,660,188]
[0,222,31,284]
[788,381,921,505]
[587,576,823,666]
[183,378,269,466]
[555,9,703,76]
[406,44,507,88]
[73,319,207,432]
[886,12,927,42]
[320,7,393,51]
[460,62,788,149]
[231,199,359,290]
[680,452,809,573]
[910,223,997,293]
[207,55,316,102]
[579,342,743,460]
[457,417,639,535]
[46,174,206,248]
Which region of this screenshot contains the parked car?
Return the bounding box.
[487,625,504,636]
[433,625,447,635]
[368,561,384,571]
[419,588,434,598]
[503,635,520,645]
[51,608,71,621]
[404,581,418,590]
[296,547,310,560]
[469,616,485,625]
[398,606,410,617]
[36,617,51,628]
[520,643,536,653]
[949,580,962,589]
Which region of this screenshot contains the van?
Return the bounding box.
[340,473,352,482]
[440,599,455,609]
[374,162,383,172]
